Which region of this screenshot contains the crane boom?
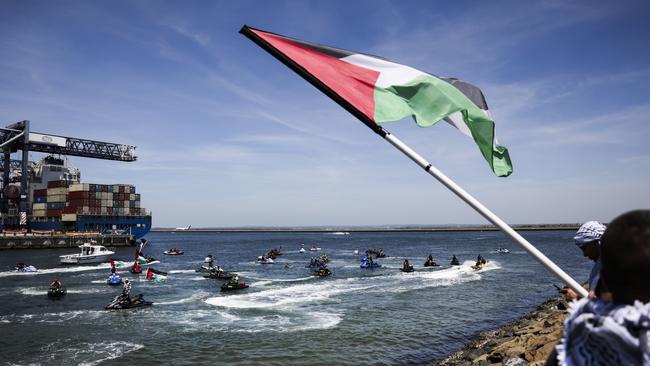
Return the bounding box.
[1,120,138,228]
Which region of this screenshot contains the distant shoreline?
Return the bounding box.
[151,224,580,233]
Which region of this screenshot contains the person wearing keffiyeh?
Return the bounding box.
[574,221,607,299]
[547,210,650,366]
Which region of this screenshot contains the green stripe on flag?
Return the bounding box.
[374,74,512,177]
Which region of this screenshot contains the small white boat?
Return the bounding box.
[299,247,306,253]
[60,243,115,265]
[496,248,510,254]
[310,246,321,252]
[353,248,359,255]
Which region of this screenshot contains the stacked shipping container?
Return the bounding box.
[31,180,145,221]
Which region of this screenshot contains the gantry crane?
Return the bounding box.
[0,120,137,228]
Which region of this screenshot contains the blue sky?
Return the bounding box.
[1,1,649,227]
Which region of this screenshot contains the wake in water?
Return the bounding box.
[0,262,114,278]
[28,340,143,366]
[16,286,110,296]
[156,290,211,305]
[200,260,501,332]
[0,310,105,324]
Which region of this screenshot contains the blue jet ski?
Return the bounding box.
[360,256,381,269]
[107,274,123,285]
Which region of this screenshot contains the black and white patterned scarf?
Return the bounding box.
[557,298,650,365]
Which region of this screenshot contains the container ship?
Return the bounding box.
[17,156,151,238]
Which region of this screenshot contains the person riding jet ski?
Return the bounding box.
[360,255,380,268]
[221,275,249,291]
[451,255,460,266]
[205,255,214,268]
[315,267,332,277]
[105,278,153,309]
[424,254,439,267]
[48,279,66,298]
[401,259,415,272]
[475,254,486,266]
[108,259,117,274]
[122,278,132,299]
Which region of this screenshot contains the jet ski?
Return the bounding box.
[47,286,67,298]
[450,256,461,266]
[360,256,380,268]
[401,266,415,273]
[221,281,249,291]
[105,294,153,310]
[314,268,332,277]
[15,263,37,272]
[471,261,488,270]
[423,260,440,267]
[196,265,216,273]
[163,248,184,255]
[257,256,274,264]
[299,247,306,253]
[107,274,123,285]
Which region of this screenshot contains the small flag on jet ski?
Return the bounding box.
[138,239,148,254]
[240,25,512,177]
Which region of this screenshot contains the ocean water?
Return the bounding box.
[0,230,590,365]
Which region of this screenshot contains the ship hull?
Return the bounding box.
[30,215,151,238]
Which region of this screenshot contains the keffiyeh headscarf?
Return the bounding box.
[574,221,607,247]
[557,298,650,365]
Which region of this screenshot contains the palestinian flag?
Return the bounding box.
[240,26,513,177]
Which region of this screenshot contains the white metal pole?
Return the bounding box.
[383,131,588,298]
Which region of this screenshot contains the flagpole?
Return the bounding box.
[382,130,588,298]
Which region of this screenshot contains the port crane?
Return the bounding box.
[0,120,137,228]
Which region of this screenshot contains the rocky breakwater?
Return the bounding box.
[430,297,569,366]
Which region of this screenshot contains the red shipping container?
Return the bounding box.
[69,191,90,200]
[34,189,48,197]
[46,209,62,217]
[47,180,68,188]
[69,199,92,207]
